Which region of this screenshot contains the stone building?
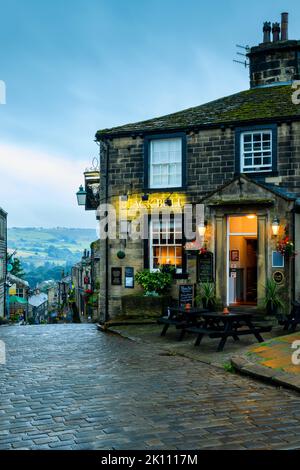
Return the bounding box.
[71,247,99,321]
[7,273,29,320]
[28,292,48,324]
[86,12,300,322]
[0,207,7,319]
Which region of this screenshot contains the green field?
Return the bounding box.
[7,227,98,285]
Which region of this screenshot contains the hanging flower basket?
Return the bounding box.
[276,236,297,258]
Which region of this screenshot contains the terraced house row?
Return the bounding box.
[0,207,7,319]
[78,13,300,323]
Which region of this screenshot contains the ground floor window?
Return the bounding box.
[149,215,183,273]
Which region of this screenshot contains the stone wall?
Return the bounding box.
[97,122,300,321]
[0,210,7,318]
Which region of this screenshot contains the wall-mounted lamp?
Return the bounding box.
[165,198,172,207]
[198,221,207,237]
[141,194,149,202]
[247,214,256,220]
[272,217,280,236]
[76,185,87,206]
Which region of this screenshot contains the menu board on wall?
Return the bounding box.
[125,267,134,288]
[111,267,122,286]
[179,284,194,308]
[198,252,214,283]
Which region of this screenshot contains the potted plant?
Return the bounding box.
[135,268,173,296]
[196,282,216,311]
[264,279,285,316]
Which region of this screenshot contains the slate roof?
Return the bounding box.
[96,84,300,139]
[28,293,48,308]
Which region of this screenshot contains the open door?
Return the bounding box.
[227,215,258,306]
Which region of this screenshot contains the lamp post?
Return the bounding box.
[76,185,87,206]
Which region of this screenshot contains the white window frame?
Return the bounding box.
[149,138,182,189]
[149,217,183,273]
[240,130,273,173]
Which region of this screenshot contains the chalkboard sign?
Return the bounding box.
[179,284,194,308]
[198,252,214,283]
[111,267,122,286]
[125,267,134,288]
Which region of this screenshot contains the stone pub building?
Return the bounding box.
[89,12,300,322]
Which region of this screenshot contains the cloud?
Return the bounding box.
[0,142,96,228]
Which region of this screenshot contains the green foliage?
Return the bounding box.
[9,313,20,323]
[195,282,216,309]
[223,362,235,373]
[8,254,25,278]
[135,269,173,295]
[263,279,285,313]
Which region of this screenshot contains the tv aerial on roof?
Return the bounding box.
[233,44,250,68]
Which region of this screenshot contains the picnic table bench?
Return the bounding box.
[157,307,209,341]
[185,312,272,352]
[280,301,300,332]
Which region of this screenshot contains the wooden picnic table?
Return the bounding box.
[157,307,209,340]
[280,301,300,332]
[185,311,272,352]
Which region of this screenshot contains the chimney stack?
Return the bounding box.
[272,22,281,42]
[281,12,289,40]
[263,21,271,43]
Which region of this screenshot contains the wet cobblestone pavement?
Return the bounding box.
[0,324,300,450]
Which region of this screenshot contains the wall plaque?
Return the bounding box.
[198,252,214,282]
[273,270,285,285]
[179,284,194,308]
[125,267,134,288]
[111,267,122,286]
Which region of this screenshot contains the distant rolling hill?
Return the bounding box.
[7,227,98,286]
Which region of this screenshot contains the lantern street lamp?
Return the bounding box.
[198,221,207,237]
[76,185,87,206]
[271,217,280,237]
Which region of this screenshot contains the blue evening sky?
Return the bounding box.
[0,0,298,228]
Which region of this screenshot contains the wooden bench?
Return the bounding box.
[280,301,300,332]
[158,307,208,341]
[185,312,272,352]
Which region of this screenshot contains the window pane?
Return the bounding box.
[150,138,182,188]
[241,130,273,173]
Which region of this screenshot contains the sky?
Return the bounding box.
[0,0,299,228]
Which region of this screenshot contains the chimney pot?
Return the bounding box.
[281,12,289,41]
[263,21,271,43]
[272,22,281,42]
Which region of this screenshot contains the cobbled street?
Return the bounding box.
[1,324,300,450]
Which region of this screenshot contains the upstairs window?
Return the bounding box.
[144,133,186,190]
[150,138,182,188]
[236,125,277,176]
[241,130,272,173]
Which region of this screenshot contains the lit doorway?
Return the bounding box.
[227,215,258,306]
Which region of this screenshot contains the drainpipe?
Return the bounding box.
[292,208,296,302]
[97,139,110,323]
[105,142,110,323]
